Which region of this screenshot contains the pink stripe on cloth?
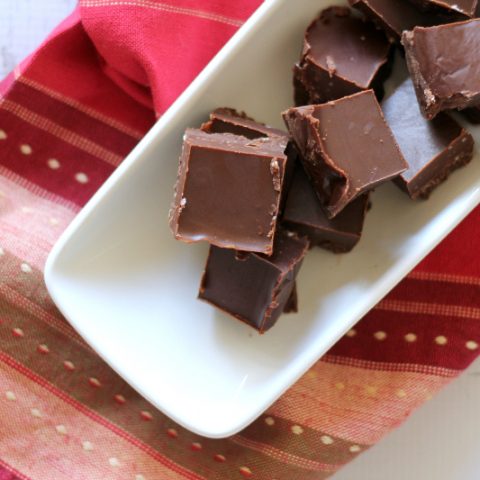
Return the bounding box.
[16,76,145,140]
[0,109,115,207]
[408,270,480,286]
[231,436,341,473]
[0,173,77,270]
[0,166,81,211]
[0,284,89,349]
[132,0,261,20]
[0,460,31,480]
[267,360,452,445]
[376,299,480,320]
[79,0,245,27]
[0,354,205,480]
[322,354,459,377]
[0,98,124,167]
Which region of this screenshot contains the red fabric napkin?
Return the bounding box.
[1,2,479,479]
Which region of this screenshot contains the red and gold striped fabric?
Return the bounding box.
[0,2,479,479]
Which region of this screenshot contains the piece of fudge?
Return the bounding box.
[382,78,475,199]
[198,230,309,333]
[283,90,407,218]
[201,108,287,139]
[402,19,480,119]
[169,129,291,255]
[349,0,446,42]
[283,166,370,252]
[407,0,478,17]
[293,6,392,106]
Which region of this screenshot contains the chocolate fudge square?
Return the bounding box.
[293,6,392,106]
[283,166,370,252]
[402,19,480,119]
[283,90,407,218]
[382,78,474,199]
[169,129,291,255]
[199,230,309,333]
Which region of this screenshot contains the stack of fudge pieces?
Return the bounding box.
[169,2,478,333]
[169,110,308,332]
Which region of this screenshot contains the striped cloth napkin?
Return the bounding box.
[1,2,479,479]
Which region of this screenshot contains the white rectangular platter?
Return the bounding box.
[45,0,480,438]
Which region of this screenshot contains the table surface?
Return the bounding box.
[2,1,479,478]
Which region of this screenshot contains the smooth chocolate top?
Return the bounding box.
[304,7,391,89]
[169,129,288,254]
[402,19,480,117]
[199,230,309,332]
[382,78,466,183]
[201,108,288,140]
[349,0,445,41]
[201,107,296,207]
[409,0,478,16]
[283,90,407,217]
[283,166,369,244]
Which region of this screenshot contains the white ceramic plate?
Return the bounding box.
[44,0,480,438]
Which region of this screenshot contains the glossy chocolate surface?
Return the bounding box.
[294,6,391,105]
[283,167,369,252]
[283,90,407,218]
[201,107,296,207]
[383,79,474,198]
[402,19,480,119]
[169,129,289,254]
[349,0,446,42]
[198,230,309,333]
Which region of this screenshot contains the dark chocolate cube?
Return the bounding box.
[294,7,392,106]
[383,78,474,199]
[199,230,309,333]
[283,90,407,218]
[169,129,290,255]
[402,19,480,119]
[283,166,369,252]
